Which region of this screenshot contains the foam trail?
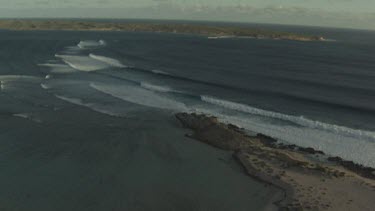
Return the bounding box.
[0,75,42,91]
[208,36,236,39]
[0,75,41,82]
[13,113,42,123]
[89,54,127,68]
[201,95,375,142]
[56,54,110,72]
[140,82,173,93]
[90,83,187,111]
[39,63,76,74]
[55,95,124,117]
[151,69,170,75]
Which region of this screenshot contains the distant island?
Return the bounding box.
[0,20,325,41]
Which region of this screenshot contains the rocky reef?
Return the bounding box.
[176,112,375,211]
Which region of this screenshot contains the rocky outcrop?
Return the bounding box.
[328,156,375,180]
[176,113,253,151]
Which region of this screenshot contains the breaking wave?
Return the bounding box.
[89,54,127,68]
[201,95,375,142]
[77,40,106,49]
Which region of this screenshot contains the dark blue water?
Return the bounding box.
[0,22,375,210]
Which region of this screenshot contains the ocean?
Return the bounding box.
[0,21,374,210]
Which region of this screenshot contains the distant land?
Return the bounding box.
[0,20,324,42]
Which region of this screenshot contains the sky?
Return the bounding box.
[1,0,375,30]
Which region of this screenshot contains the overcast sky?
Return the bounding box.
[1,0,375,30]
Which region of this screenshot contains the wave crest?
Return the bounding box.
[201,95,375,142]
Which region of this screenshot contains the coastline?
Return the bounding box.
[0,20,324,42]
[175,112,375,210]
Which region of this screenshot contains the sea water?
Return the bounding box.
[0,22,375,210]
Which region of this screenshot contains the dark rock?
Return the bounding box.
[176,112,250,151]
[176,113,218,130]
[256,133,278,147]
[327,156,343,162]
[228,124,245,134]
[328,156,375,180]
[278,143,297,150]
[297,147,325,155]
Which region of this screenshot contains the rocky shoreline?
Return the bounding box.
[176,112,375,211]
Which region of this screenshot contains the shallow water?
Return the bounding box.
[0,108,278,211]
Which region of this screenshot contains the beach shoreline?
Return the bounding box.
[175,112,375,210]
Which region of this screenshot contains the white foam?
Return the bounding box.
[90,83,187,111]
[77,40,106,49]
[140,82,173,93]
[13,113,29,119]
[89,54,127,68]
[201,95,375,142]
[39,63,76,74]
[55,54,110,72]
[55,95,124,117]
